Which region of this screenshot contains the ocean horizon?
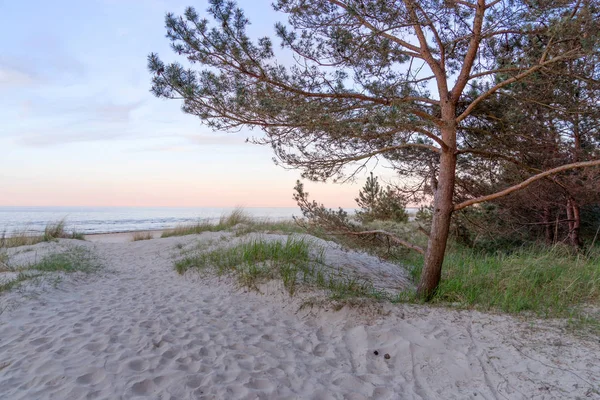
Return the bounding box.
[0,206,421,236]
[0,206,306,235]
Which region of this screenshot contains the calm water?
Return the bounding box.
[0,206,307,235]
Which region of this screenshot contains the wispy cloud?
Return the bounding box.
[185,134,248,146]
[7,97,147,147]
[21,98,145,123]
[89,100,145,123]
[0,66,39,89]
[15,130,128,147]
[131,134,250,153]
[134,145,196,153]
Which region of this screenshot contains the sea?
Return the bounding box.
[0,206,307,236]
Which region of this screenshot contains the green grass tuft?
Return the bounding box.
[0,246,101,294]
[30,247,102,273]
[175,236,380,298]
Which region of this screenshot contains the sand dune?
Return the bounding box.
[1,233,599,399]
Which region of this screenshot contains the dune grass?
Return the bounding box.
[0,246,101,294]
[1,219,85,249]
[175,236,379,298]
[0,251,9,271]
[0,272,37,294]
[43,219,66,241]
[161,208,303,238]
[396,243,600,323]
[132,232,154,241]
[30,247,102,274]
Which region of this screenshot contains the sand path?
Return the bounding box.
[0,234,599,399]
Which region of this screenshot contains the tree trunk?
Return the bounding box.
[567,198,582,248]
[543,206,554,244]
[417,133,457,298]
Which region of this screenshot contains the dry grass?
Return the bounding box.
[1,229,45,248]
[132,232,155,241]
[162,208,303,238]
[1,219,85,249]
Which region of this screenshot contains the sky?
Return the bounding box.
[0,0,389,208]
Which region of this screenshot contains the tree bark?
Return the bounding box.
[417,125,457,298]
[567,198,582,248]
[543,206,554,244]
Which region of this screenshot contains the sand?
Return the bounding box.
[0,233,599,399]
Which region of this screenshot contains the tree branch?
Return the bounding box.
[341,230,425,254]
[403,0,448,97]
[451,0,486,103]
[327,0,424,55]
[456,51,581,122]
[454,159,600,211]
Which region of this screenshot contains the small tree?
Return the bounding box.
[356,173,408,223]
[149,0,600,297]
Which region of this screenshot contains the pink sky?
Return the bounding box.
[0,0,388,208]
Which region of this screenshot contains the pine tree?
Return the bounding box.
[355,173,381,219]
[356,173,408,223]
[149,0,600,297]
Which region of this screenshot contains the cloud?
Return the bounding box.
[91,100,145,123]
[15,130,128,147]
[0,34,85,93]
[12,97,144,128]
[0,66,39,89]
[131,134,250,153]
[184,134,248,146]
[20,35,86,80]
[134,145,196,153]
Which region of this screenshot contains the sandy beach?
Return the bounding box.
[1,232,599,399]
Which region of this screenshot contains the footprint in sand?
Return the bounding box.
[76,369,106,385]
[127,358,149,372]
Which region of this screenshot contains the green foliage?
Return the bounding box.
[414,206,432,227]
[355,173,408,223]
[294,180,426,258]
[293,181,351,230]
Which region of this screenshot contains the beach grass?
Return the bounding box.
[393,243,600,324]
[1,219,86,249]
[161,208,303,238]
[0,272,37,294]
[43,219,67,241]
[132,232,154,241]
[0,246,102,294]
[30,247,102,274]
[175,236,380,298]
